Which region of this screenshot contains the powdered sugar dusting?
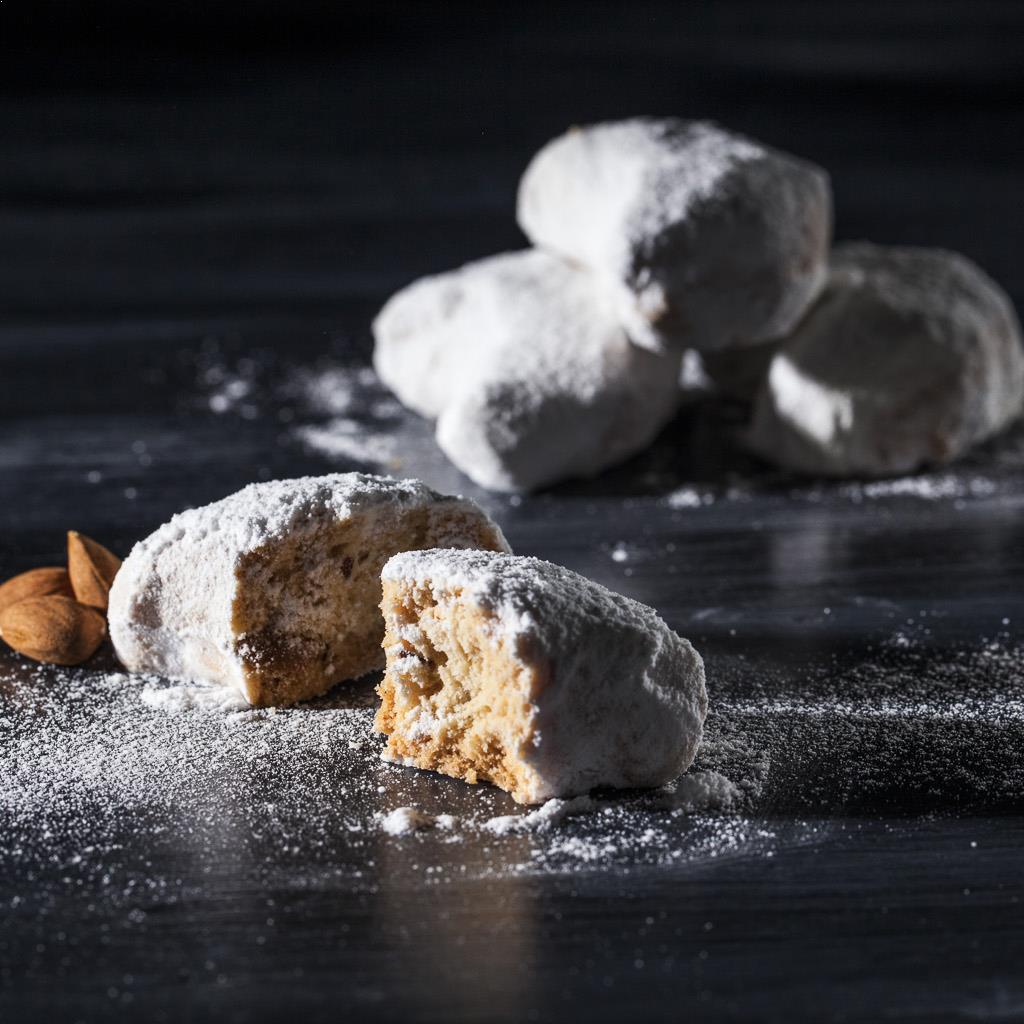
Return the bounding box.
[295,419,401,469]
[483,795,597,835]
[378,806,456,835]
[140,679,251,713]
[517,117,828,351]
[5,631,1024,889]
[286,365,408,469]
[840,474,999,502]
[666,487,716,509]
[195,350,415,474]
[373,249,683,492]
[661,770,742,811]
[0,653,761,887]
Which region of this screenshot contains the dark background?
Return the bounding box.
[4,4,1024,1023]
[3,1,1023,328]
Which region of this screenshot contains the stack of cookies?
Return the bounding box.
[373,117,1024,490]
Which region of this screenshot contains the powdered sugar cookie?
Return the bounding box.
[748,244,1024,476]
[109,474,510,706]
[375,548,707,804]
[373,249,682,492]
[517,118,831,353]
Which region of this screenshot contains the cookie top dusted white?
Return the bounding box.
[380,549,707,803]
[108,473,508,697]
[517,118,831,353]
[748,244,1024,477]
[373,249,682,492]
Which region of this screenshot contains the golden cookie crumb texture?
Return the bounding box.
[375,549,707,804]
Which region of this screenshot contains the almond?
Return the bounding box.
[0,567,74,617]
[0,595,106,666]
[67,531,122,611]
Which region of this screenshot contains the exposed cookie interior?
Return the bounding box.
[375,577,542,803]
[231,509,501,706]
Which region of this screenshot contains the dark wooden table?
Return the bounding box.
[3,6,1024,1021]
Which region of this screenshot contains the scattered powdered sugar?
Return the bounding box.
[286,365,386,417]
[202,357,260,419]
[195,346,414,474]
[0,664,382,857]
[0,653,758,890]
[479,780,738,837]
[658,469,1004,513]
[139,679,251,713]
[665,487,716,509]
[483,795,597,835]
[840,473,999,502]
[190,339,1024,507]
[295,418,401,469]
[378,807,456,835]
[285,364,410,469]
[680,349,712,392]
[659,770,741,811]
[704,634,1024,812]
[7,630,1024,893]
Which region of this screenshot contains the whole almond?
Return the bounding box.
[67,531,122,611]
[0,567,74,617]
[0,595,106,666]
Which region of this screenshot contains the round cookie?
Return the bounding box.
[748,244,1024,477]
[375,548,708,804]
[517,117,831,354]
[373,250,683,492]
[108,473,510,706]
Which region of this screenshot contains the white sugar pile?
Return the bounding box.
[662,770,742,811]
[139,678,251,713]
[665,487,713,509]
[483,795,597,835]
[378,807,457,835]
[479,772,740,838]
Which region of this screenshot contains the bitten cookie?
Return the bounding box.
[748,244,1024,477]
[374,549,707,804]
[517,118,831,353]
[373,249,682,492]
[108,474,509,706]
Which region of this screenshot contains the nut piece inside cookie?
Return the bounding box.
[375,577,543,801]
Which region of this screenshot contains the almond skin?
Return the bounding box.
[0,567,74,617]
[67,531,122,611]
[0,595,106,666]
